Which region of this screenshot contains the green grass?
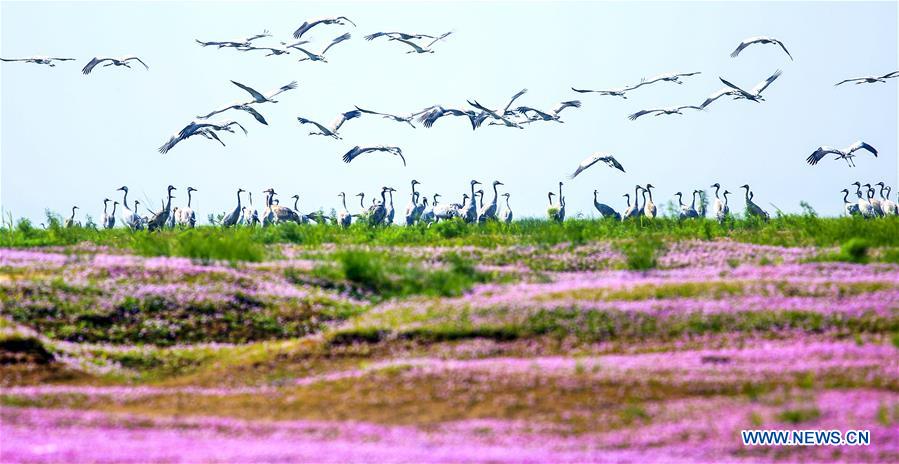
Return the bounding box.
[308,249,492,301]
[4,213,899,258]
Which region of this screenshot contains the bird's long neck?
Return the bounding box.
[842,191,849,204]
[470,183,476,197]
[111,203,117,215]
[341,196,347,210]
[388,190,394,206]
[165,191,173,212]
[676,194,683,207]
[381,190,387,205]
[122,189,129,207]
[647,188,653,202]
[70,207,76,220]
[433,194,439,205]
[188,190,193,207]
[633,186,640,199]
[359,195,365,208]
[548,193,553,205]
[641,189,648,204]
[492,183,499,203]
[690,193,697,208]
[743,188,750,201]
[505,196,510,208]
[714,185,720,198]
[723,193,729,206]
[879,185,886,198]
[103,202,109,214]
[593,191,598,204]
[237,191,243,208]
[294,197,299,210]
[411,182,417,197]
[558,184,563,199]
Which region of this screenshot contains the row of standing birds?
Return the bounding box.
[61,179,899,230]
[841,182,899,218]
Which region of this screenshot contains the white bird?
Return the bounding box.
[336,193,353,227]
[1,56,75,66]
[342,145,405,166]
[850,182,874,218]
[643,184,657,219]
[116,186,143,230]
[593,190,620,220]
[159,121,246,154]
[835,71,899,86]
[195,31,271,49]
[81,56,148,74]
[841,189,860,217]
[499,193,513,223]
[416,105,483,130]
[404,180,421,225]
[675,192,698,220]
[147,185,177,232]
[569,153,626,179]
[178,187,198,228]
[230,80,298,104]
[420,194,438,224]
[354,106,417,128]
[711,183,725,220]
[467,89,527,129]
[628,105,702,120]
[293,16,355,39]
[433,194,461,222]
[730,36,793,60]
[101,199,111,229]
[512,100,582,124]
[880,185,898,216]
[369,31,452,54]
[385,188,397,225]
[366,187,390,225]
[865,184,884,217]
[807,141,878,167]
[719,190,731,222]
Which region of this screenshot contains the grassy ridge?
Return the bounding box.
[3,213,899,261]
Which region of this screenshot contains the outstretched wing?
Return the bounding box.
[297,117,332,135]
[342,146,363,163]
[834,77,864,86]
[847,141,877,157]
[426,31,453,48]
[230,80,267,102]
[730,40,751,58]
[719,77,751,96]
[751,69,782,95]
[806,146,840,166]
[81,57,109,74]
[880,71,899,79]
[553,100,581,115]
[266,81,298,99]
[240,105,268,125]
[502,88,528,113]
[293,19,325,39]
[392,37,428,53]
[321,33,351,55]
[123,56,149,70]
[603,156,625,173]
[569,153,605,179]
[775,40,793,60]
[628,109,659,120]
[701,88,736,108]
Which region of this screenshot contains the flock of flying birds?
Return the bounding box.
[4,18,898,227]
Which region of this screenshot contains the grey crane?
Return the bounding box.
[477,180,504,223]
[342,145,406,166]
[700,70,782,108]
[296,109,362,139]
[851,182,874,218]
[64,206,79,228]
[512,100,582,124]
[354,106,416,128]
[740,184,769,220]
[467,89,528,128]
[147,185,176,232]
[841,189,860,216]
[223,188,245,227]
[629,71,703,89]
[293,16,355,39]
[730,36,793,60]
[628,105,702,120]
[416,105,484,130]
[284,33,352,62]
[159,121,246,154]
[807,141,877,167]
[571,84,638,99]
[195,31,270,49]
[101,199,111,229]
[569,153,625,179]
[865,184,884,217]
[383,32,453,54]
[625,185,643,219]
[593,190,620,220]
[231,80,298,104]
[878,183,898,216]
[711,183,728,221]
[835,71,899,86]
[81,56,148,74]
[420,195,437,224]
[404,180,421,225]
[462,180,481,223]
[366,187,390,225]
[1,56,74,67]
[198,103,268,125]
[385,188,397,225]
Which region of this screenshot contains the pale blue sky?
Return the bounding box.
[2,1,897,223]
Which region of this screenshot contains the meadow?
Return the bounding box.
[2,214,898,462]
